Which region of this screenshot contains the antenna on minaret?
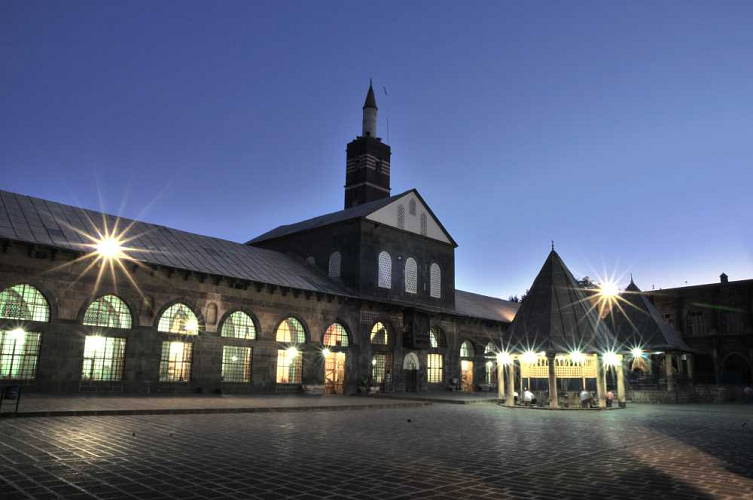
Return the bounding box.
[551,240,554,251]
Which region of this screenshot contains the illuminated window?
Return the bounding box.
[222,346,252,383]
[485,360,496,385]
[0,284,50,322]
[428,353,443,383]
[159,341,193,382]
[83,295,132,329]
[0,330,41,380]
[220,311,256,339]
[378,251,392,289]
[484,342,496,356]
[405,257,417,294]
[429,327,442,349]
[397,204,405,229]
[370,321,389,345]
[323,323,349,347]
[81,336,126,381]
[430,264,441,299]
[460,340,474,358]
[276,348,302,384]
[276,317,305,343]
[372,353,393,383]
[409,199,416,216]
[158,303,199,335]
[420,213,427,236]
[328,251,342,278]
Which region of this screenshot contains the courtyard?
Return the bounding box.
[0,403,751,499]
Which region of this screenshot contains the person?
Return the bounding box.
[513,391,519,404]
[580,389,592,408]
[523,388,534,406]
[384,370,392,393]
[743,386,753,403]
[606,390,614,408]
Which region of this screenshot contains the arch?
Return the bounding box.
[404,257,417,294]
[328,251,342,279]
[378,251,392,289]
[484,341,496,356]
[219,310,257,339]
[370,321,390,345]
[409,199,417,216]
[157,303,200,335]
[429,326,444,349]
[397,204,405,229]
[403,352,420,370]
[323,322,349,347]
[276,316,306,344]
[460,340,475,358]
[83,294,132,329]
[0,284,50,323]
[420,213,427,236]
[430,263,441,299]
[721,352,752,385]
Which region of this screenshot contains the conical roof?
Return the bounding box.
[506,250,616,353]
[608,279,692,352]
[363,82,377,109]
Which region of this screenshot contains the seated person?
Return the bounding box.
[523,388,535,406]
[579,389,592,408]
[606,390,615,407]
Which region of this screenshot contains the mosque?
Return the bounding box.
[0,85,750,402]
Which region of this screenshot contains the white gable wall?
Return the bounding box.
[366,192,452,244]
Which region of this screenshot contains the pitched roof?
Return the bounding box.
[364,83,377,109]
[0,190,353,296]
[506,250,616,353]
[609,280,692,352]
[455,290,518,323]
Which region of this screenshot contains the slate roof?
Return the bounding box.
[455,290,518,323]
[608,280,692,352]
[506,250,617,353]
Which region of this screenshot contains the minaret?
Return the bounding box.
[344,82,391,209]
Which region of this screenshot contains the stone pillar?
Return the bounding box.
[547,352,558,409]
[506,362,515,407]
[596,355,607,408]
[712,344,721,385]
[497,362,505,400]
[616,356,626,407]
[665,353,675,392]
[686,354,694,386]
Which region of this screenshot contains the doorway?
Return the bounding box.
[324,352,346,395]
[461,360,474,392]
[403,352,420,392]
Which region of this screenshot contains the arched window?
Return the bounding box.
[328,251,341,279]
[221,311,256,339]
[397,204,405,229]
[404,257,417,294]
[157,303,199,335]
[429,327,443,349]
[370,321,389,345]
[323,323,349,347]
[378,251,392,289]
[83,295,132,329]
[420,213,427,236]
[430,263,441,299]
[0,284,50,322]
[484,341,496,356]
[276,317,305,344]
[460,340,474,358]
[409,199,417,216]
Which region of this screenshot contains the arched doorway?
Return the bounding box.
[722,353,752,385]
[403,352,420,392]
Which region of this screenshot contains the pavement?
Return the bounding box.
[0,403,752,499]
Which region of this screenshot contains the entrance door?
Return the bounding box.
[461,360,474,392]
[403,352,420,392]
[324,352,346,395]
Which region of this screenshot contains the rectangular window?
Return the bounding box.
[0,330,41,380]
[222,346,252,383]
[427,353,443,383]
[372,353,393,383]
[82,336,126,381]
[484,361,496,385]
[159,341,193,382]
[276,349,302,384]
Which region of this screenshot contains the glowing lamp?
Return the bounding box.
[286,347,299,359]
[603,351,620,367]
[496,351,512,365]
[631,347,643,358]
[231,356,238,362]
[521,350,538,364]
[371,358,377,366]
[322,348,331,357]
[569,350,586,364]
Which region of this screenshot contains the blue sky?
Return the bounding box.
[2,1,752,298]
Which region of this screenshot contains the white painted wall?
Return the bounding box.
[366,192,452,244]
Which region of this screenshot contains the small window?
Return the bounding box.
[405,257,418,294]
[428,354,443,383]
[397,204,405,229]
[222,346,252,383]
[372,353,393,383]
[276,348,302,384]
[158,303,200,335]
[409,199,417,216]
[378,251,392,289]
[276,317,305,344]
[83,295,132,329]
[81,336,126,381]
[159,341,193,382]
[0,284,50,322]
[485,360,496,385]
[420,213,427,236]
[460,340,474,358]
[429,327,442,349]
[430,263,441,299]
[221,311,256,339]
[484,341,496,356]
[370,321,389,345]
[0,330,42,380]
[328,251,342,279]
[323,323,349,347]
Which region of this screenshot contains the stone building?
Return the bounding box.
[0,84,518,395]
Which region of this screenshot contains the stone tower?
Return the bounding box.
[344,82,391,209]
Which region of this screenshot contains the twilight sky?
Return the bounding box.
[2,1,752,299]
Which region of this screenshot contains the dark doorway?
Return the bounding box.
[722,354,752,385]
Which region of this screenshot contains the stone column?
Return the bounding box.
[595,354,607,408]
[506,362,515,407]
[547,352,558,409]
[665,353,675,392]
[686,354,695,386]
[497,361,505,400]
[616,356,626,408]
[712,344,721,385]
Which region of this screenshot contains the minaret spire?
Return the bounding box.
[362,81,378,137]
